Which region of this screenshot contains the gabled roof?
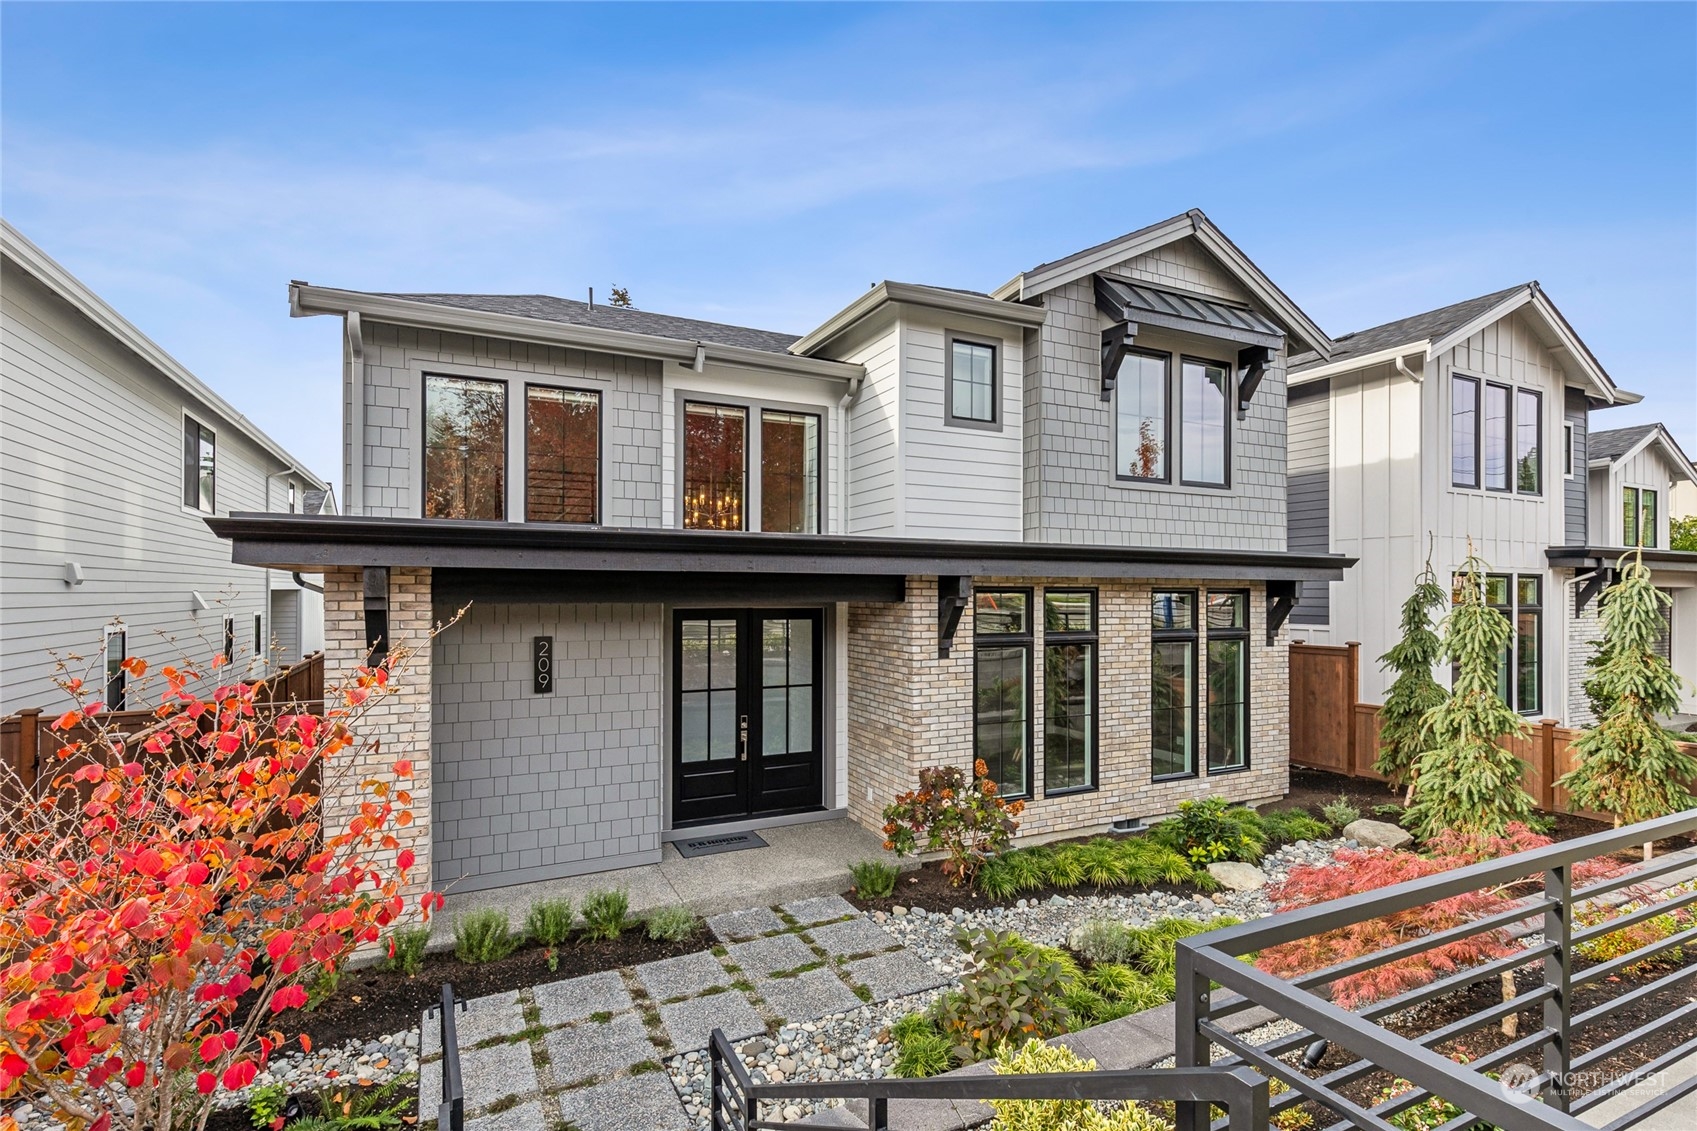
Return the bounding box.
[990,209,1332,358]
[1588,423,1697,483]
[372,292,802,355]
[1288,281,1636,406]
[790,280,1047,357]
[2,219,327,490]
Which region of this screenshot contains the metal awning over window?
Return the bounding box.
[1094,276,1284,413]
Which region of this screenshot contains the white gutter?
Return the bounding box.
[1289,341,1431,385]
[1392,352,1423,384]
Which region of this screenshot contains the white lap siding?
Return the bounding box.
[431,601,663,893]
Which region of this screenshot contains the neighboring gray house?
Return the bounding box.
[1281,282,1697,729]
[213,210,1352,898]
[0,220,330,714]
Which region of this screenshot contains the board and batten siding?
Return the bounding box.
[1286,379,1331,624]
[0,258,287,711]
[1564,388,1588,545]
[1023,239,1289,551]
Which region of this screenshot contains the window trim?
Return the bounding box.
[181,412,217,515]
[1178,355,1234,490]
[103,625,127,711]
[253,611,264,657]
[1151,588,1200,781]
[973,587,1034,801]
[674,391,830,533]
[758,407,825,535]
[222,615,236,666]
[1562,421,1576,480]
[1624,484,1659,549]
[1482,380,1513,494]
[1451,371,1547,498]
[943,331,1002,431]
[522,381,604,525]
[1451,374,1481,490]
[1042,588,1099,798]
[422,371,511,521]
[1457,571,1544,717]
[1113,348,1173,485]
[1204,589,1252,775]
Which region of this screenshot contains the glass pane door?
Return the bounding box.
[674,616,746,823]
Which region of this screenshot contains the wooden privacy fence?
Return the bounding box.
[1,651,324,792]
[1289,641,1695,819]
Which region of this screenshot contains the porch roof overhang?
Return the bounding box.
[1546,546,1697,572]
[208,514,1355,583]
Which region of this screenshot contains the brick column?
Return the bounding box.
[321,566,434,911]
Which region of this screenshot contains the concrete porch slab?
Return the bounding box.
[429,818,901,948]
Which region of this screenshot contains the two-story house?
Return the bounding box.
[210,210,1352,897]
[0,220,331,715]
[1280,282,1697,731]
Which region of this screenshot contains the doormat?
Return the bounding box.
[675,831,768,859]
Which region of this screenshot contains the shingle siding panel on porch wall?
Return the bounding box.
[430,600,663,892]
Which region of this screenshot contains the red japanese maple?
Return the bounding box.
[0,648,439,1131]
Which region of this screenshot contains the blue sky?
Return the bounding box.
[4,2,1693,483]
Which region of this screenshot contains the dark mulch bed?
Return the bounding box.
[248,927,711,1053]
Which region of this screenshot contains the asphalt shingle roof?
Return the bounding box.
[376,292,802,355]
[1588,424,1664,464]
[1309,283,1530,367]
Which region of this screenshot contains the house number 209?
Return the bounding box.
[532,636,553,694]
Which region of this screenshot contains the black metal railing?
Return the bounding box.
[426,982,467,1131]
[708,1027,1269,1131]
[1175,808,1697,1131]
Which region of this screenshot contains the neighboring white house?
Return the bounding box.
[0,219,330,714]
[1282,281,1663,729]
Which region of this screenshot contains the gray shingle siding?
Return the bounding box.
[1287,380,1330,624]
[1565,388,1589,545]
[430,600,663,893]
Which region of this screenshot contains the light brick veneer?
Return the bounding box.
[848,575,1289,842]
[1566,572,1604,727]
[322,566,435,908]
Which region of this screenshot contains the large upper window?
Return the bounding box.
[974,589,1031,799]
[761,411,820,533]
[1624,487,1658,548]
[1114,352,1168,480]
[1114,352,1231,487]
[182,416,216,513]
[1452,374,1541,496]
[683,402,748,529]
[1152,590,1197,778]
[947,337,998,426]
[1043,590,1096,794]
[424,374,506,520]
[525,385,600,524]
[1205,591,1249,773]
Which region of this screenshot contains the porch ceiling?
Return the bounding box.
[208,513,1354,582]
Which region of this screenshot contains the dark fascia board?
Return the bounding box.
[208,514,1354,581]
[435,568,906,604]
[1546,546,1697,571]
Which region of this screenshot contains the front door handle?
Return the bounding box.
[738,715,749,761]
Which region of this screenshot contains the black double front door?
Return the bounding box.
[672,608,824,826]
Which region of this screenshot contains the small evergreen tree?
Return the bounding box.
[1405,546,1534,840]
[1374,550,1449,798]
[1558,550,1696,850]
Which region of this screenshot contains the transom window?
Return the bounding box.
[424,374,506,520]
[182,416,216,513]
[1451,374,1541,496]
[1151,590,1197,778]
[947,337,998,426]
[1624,487,1658,548]
[1043,590,1097,795]
[974,589,1031,799]
[525,385,600,524]
[1114,351,1232,487]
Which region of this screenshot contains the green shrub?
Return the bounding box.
[882,761,1023,887]
[303,1075,414,1131]
[579,889,630,941]
[305,962,341,1010]
[644,904,700,943]
[976,858,1024,900]
[889,1011,935,1044]
[525,899,574,947]
[895,1029,955,1077]
[1319,796,1361,832]
[380,926,432,978]
[987,1040,1169,1131]
[1263,808,1333,845]
[1042,848,1087,889]
[1150,797,1266,864]
[454,909,523,964]
[935,929,1071,1062]
[247,1081,289,1130]
[1077,842,1131,888]
[850,858,899,899]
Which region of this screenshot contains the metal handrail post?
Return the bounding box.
[1544,862,1573,1112]
[1175,938,1212,1131]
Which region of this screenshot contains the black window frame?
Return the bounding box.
[104,626,126,711]
[1483,380,1513,493]
[1041,588,1098,797]
[1455,571,1543,717]
[1204,589,1251,774]
[523,382,603,525]
[759,407,825,535]
[1563,421,1576,479]
[944,333,1001,430]
[1151,588,1199,781]
[182,414,217,513]
[1641,488,1659,549]
[1178,355,1234,490]
[972,587,1033,801]
[222,615,236,665]
[1451,374,1481,489]
[423,372,509,521]
[1515,387,1542,496]
[682,399,751,531]
[1113,349,1173,485]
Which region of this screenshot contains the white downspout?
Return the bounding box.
[346,311,365,516]
[1393,352,1423,383]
